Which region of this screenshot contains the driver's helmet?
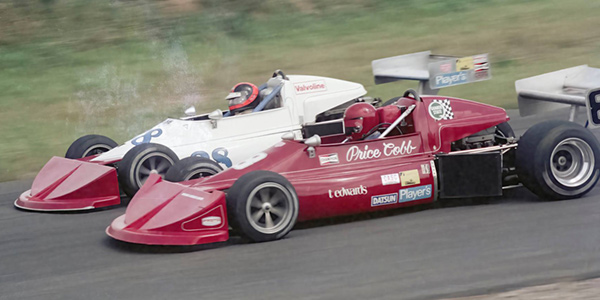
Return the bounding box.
[343,103,379,140]
[226,82,260,115]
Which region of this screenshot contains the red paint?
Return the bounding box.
[108,95,509,245]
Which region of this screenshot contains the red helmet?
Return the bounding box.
[343,103,378,140]
[226,82,260,114]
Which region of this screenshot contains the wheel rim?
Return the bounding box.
[246,182,294,234]
[82,144,113,157]
[184,168,219,180]
[550,138,595,187]
[134,153,175,187]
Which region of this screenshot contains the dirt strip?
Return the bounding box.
[445,278,600,299]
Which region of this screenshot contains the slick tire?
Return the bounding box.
[227,171,299,242]
[516,120,600,200]
[65,134,118,159]
[164,157,223,182]
[118,143,179,197]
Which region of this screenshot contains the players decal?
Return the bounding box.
[428,99,454,121]
[399,184,432,202]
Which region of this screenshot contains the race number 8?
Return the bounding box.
[191,147,233,167]
[587,88,600,126]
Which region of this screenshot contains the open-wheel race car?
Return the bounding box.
[15,71,368,211]
[106,88,600,246]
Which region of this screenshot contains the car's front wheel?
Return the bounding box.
[164,157,223,182]
[516,120,600,200]
[118,143,179,197]
[65,134,118,159]
[227,171,299,242]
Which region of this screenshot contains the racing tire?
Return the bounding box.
[118,143,179,197]
[164,157,223,182]
[65,134,118,159]
[496,122,515,139]
[227,171,299,243]
[516,120,600,200]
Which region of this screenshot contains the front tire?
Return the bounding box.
[118,143,179,197]
[65,134,118,159]
[164,157,223,182]
[516,120,600,200]
[227,171,299,242]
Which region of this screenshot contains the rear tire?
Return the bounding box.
[118,143,179,197]
[516,120,600,200]
[227,171,299,242]
[164,157,223,182]
[65,135,118,159]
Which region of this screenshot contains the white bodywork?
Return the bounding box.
[92,75,366,168]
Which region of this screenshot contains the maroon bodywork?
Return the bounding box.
[106,95,509,245]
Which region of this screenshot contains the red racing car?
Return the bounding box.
[107,89,600,245]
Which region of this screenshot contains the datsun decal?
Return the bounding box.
[371,193,398,207]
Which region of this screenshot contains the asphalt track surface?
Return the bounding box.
[1,109,600,300]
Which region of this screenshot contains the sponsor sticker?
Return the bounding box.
[328,185,368,198]
[181,193,204,201]
[421,163,431,175]
[319,153,339,166]
[440,63,452,73]
[428,99,454,121]
[381,173,400,186]
[371,193,398,207]
[346,140,418,162]
[400,169,420,186]
[201,216,222,227]
[399,184,432,203]
[294,80,327,94]
[456,56,474,71]
[233,152,267,170]
[434,71,469,88]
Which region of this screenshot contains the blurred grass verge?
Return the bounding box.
[1,0,600,181]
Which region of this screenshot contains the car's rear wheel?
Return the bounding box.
[227,171,299,242]
[164,157,223,182]
[65,134,118,159]
[118,143,179,197]
[516,120,600,200]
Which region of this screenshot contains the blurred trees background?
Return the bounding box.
[1,0,600,180]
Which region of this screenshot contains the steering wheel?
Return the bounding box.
[403,89,422,102]
[272,69,289,80]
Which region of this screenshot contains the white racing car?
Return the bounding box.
[16,70,367,211]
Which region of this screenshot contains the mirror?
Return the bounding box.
[208,109,223,120]
[304,135,321,147]
[185,106,196,116]
[281,132,295,141]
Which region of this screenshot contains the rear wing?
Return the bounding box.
[372,51,491,95]
[515,65,600,126]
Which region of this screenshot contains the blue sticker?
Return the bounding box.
[191,147,232,168]
[399,184,432,202]
[434,71,468,88]
[371,193,398,207]
[131,129,163,145]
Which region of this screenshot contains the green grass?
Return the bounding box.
[1,0,600,180]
